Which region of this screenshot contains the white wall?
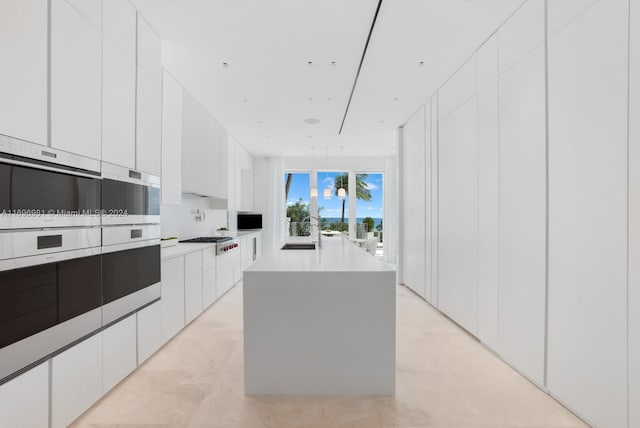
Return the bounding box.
[161,196,228,239]
[398,0,636,425]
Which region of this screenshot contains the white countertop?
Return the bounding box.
[246,236,393,273]
[161,242,215,260]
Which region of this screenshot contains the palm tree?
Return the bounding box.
[333,173,372,223]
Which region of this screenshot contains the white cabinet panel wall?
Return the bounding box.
[547,0,629,426]
[66,0,102,28]
[101,0,136,169]
[51,333,102,428]
[476,34,500,350]
[498,49,546,387]
[136,15,162,175]
[429,94,439,306]
[438,55,478,118]
[137,300,164,364]
[400,105,427,299]
[547,0,601,37]
[50,0,102,159]
[437,95,479,335]
[0,363,49,428]
[185,251,204,324]
[203,247,217,307]
[102,314,137,394]
[162,71,184,205]
[0,0,47,145]
[629,1,640,425]
[497,0,545,73]
[161,256,186,342]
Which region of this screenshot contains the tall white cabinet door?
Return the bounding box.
[136,16,162,176]
[51,333,103,428]
[161,256,186,342]
[50,0,102,160]
[161,71,183,205]
[185,251,204,324]
[629,1,640,426]
[547,0,629,427]
[438,95,479,336]
[400,105,427,299]
[0,0,47,145]
[102,314,137,394]
[496,0,547,387]
[0,363,48,428]
[101,0,136,168]
[477,35,500,351]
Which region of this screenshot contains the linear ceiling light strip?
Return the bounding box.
[338,0,384,135]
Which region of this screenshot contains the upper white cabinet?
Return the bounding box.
[0,363,49,428]
[50,0,102,159]
[136,15,162,176]
[162,71,183,205]
[101,0,136,168]
[0,0,47,145]
[182,91,228,199]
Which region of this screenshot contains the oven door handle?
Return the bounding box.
[0,157,101,179]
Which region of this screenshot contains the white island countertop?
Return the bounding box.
[246,236,393,273]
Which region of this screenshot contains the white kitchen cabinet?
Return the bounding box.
[66,0,101,29]
[400,105,427,299]
[136,16,162,176]
[438,54,477,120]
[477,35,499,351]
[102,314,137,394]
[102,37,136,168]
[216,250,237,297]
[202,247,217,307]
[429,95,439,306]
[101,0,136,169]
[437,95,479,336]
[630,1,640,426]
[137,300,164,364]
[182,90,229,199]
[497,0,544,74]
[547,0,601,37]
[162,71,183,205]
[51,333,103,428]
[50,0,102,160]
[161,256,186,342]
[0,362,49,428]
[498,46,547,387]
[185,251,204,324]
[547,0,629,426]
[240,236,251,271]
[255,232,262,259]
[0,0,47,145]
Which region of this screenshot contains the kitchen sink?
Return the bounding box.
[281,243,316,250]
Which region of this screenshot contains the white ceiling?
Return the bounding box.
[132,0,524,157]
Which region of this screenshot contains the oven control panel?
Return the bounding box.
[216,240,239,255]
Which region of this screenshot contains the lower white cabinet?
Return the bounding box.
[51,333,103,428]
[102,314,137,394]
[0,362,49,428]
[185,251,204,324]
[203,247,217,307]
[161,256,185,342]
[137,300,163,364]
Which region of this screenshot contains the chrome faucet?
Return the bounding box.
[302,216,322,249]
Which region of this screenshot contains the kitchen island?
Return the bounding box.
[243,237,396,395]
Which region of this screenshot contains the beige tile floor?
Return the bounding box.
[72,283,589,428]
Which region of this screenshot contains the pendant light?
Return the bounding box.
[337,146,346,199]
[310,147,318,198]
[323,146,332,200]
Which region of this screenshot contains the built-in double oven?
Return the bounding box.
[0,136,161,383]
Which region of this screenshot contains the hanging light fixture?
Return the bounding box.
[310,147,318,198]
[337,146,346,199]
[323,146,332,200]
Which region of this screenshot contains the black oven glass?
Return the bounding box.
[102,179,160,215]
[102,245,161,304]
[0,163,100,214]
[237,214,262,230]
[0,255,102,349]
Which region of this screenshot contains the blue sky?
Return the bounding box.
[285,172,383,219]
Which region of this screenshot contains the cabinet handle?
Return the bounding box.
[131,229,142,239]
[38,234,62,249]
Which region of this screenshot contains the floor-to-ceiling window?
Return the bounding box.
[356,173,383,257]
[316,171,349,235]
[284,172,311,236]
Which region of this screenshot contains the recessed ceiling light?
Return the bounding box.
[393,97,399,101]
[307,61,313,66]
[304,118,320,125]
[379,120,385,123]
[307,135,312,138]
[330,61,336,66]
[243,98,248,102]
[308,97,313,101]
[265,136,270,139]
[222,62,229,67]
[257,121,262,124]
[418,61,425,67]
[327,97,333,101]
